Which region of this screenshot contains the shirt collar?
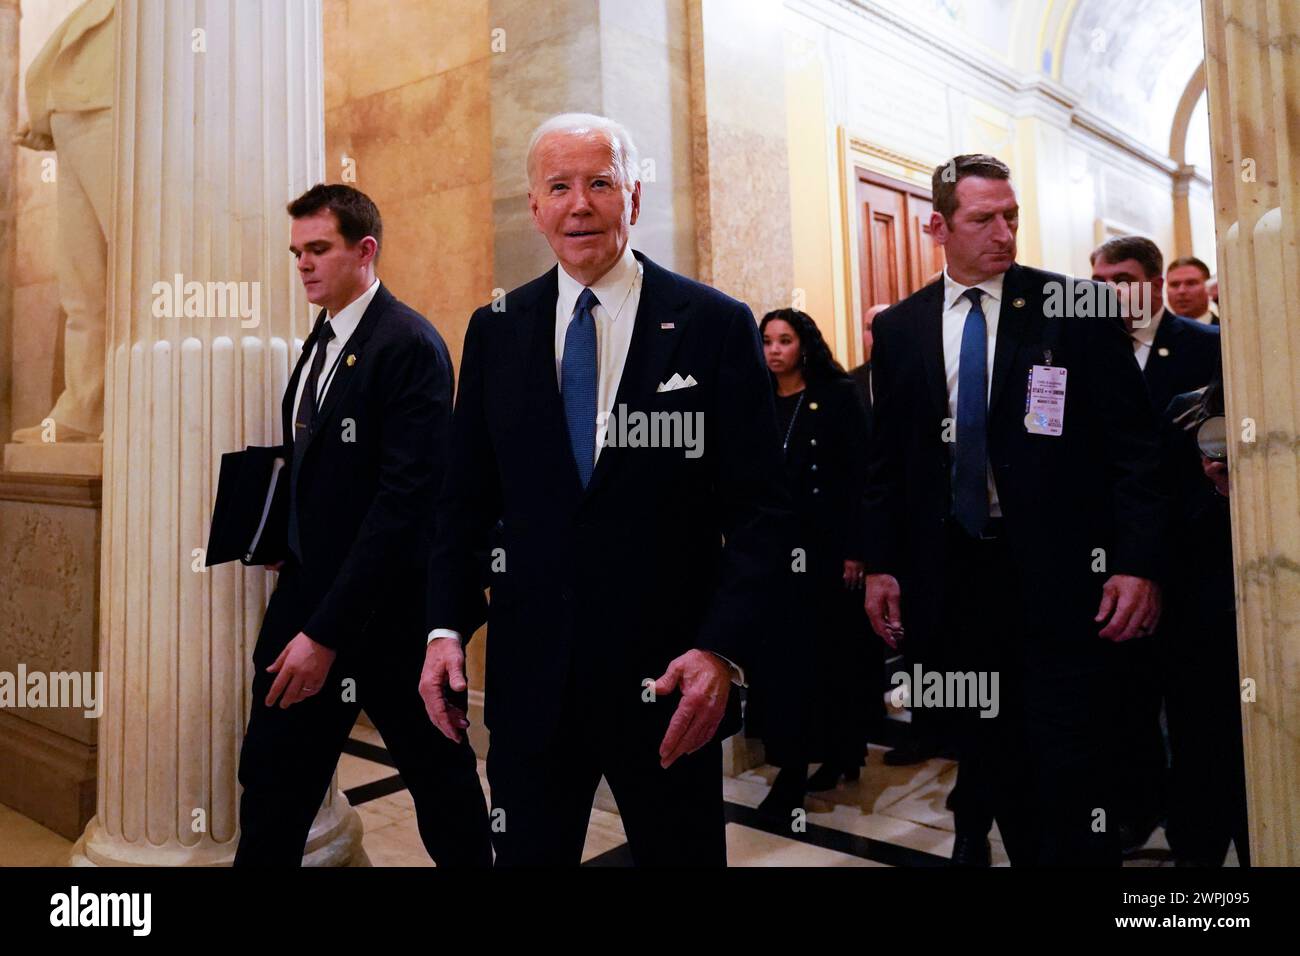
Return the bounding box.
[557,245,639,322]
[943,269,1004,311]
[1133,306,1165,347]
[325,277,381,345]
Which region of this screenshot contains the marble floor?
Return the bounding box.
[2,718,1228,866]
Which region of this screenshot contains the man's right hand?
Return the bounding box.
[13,123,53,152]
[419,637,470,742]
[865,573,904,648]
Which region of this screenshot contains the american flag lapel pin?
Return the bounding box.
[660,322,674,330]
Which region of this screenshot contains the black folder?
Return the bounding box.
[205,446,290,566]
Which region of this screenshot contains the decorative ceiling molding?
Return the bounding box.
[785,0,1205,182]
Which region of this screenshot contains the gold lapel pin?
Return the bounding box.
[809,402,819,411]
[1012,297,1026,308]
[1157,347,1170,357]
[346,354,357,367]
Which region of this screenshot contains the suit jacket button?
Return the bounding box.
[810,439,817,447]
[812,487,820,495]
[810,464,818,472]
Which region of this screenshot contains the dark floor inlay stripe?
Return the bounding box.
[582,844,637,867]
[343,736,397,768]
[344,773,407,806]
[724,801,948,867]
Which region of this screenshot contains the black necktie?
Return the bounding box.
[288,320,335,559]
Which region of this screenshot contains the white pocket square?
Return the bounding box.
[656,373,698,393]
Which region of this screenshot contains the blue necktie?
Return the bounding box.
[562,288,599,487]
[954,288,989,538]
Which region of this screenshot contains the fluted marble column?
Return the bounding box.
[1201,0,1300,866]
[72,0,364,866]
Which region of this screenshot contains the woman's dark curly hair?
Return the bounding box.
[759,308,848,386]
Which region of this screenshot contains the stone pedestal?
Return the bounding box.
[0,473,101,840]
[1202,0,1300,866]
[73,0,364,867]
[4,442,103,476]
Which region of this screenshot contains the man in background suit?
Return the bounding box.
[420,113,789,866]
[1091,238,1222,417]
[1166,255,1219,326]
[1090,235,1221,851]
[850,303,887,438]
[864,154,1167,866]
[234,184,491,866]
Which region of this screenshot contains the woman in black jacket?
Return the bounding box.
[748,309,879,819]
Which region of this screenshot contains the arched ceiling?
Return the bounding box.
[864,0,1208,162]
[1056,0,1206,154]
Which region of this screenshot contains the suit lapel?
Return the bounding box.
[989,263,1030,413]
[583,253,689,500]
[917,281,948,422]
[519,269,585,494]
[301,284,391,456]
[1143,311,1177,396]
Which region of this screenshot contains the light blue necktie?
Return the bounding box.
[562,288,599,487]
[954,287,989,538]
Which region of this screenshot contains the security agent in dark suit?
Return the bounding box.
[420,114,790,866]
[1159,374,1250,866]
[863,155,1168,867]
[855,302,949,769]
[1090,235,1222,850]
[234,185,491,867]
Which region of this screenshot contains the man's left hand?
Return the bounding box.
[1095,575,1162,642]
[265,632,337,708]
[653,649,731,769]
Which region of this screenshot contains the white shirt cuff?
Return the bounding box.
[709,652,746,687]
[427,628,462,646]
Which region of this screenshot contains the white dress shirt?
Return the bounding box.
[1131,306,1165,371]
[554,244,643,464]
[942,269,1003,517]
[291,278,380,427]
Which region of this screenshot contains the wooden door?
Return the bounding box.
[906,193,944,289]
[854,168,944,316]
[856,179,908,311]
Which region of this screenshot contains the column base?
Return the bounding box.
[69,801,369,867]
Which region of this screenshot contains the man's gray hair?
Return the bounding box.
[526,112,640,189]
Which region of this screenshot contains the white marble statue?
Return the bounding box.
[11,0,115,444]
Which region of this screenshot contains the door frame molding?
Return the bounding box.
[837,128,940,367]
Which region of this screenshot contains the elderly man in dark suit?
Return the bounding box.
[420,113,790,866]
[234,184,492,867]
[863,154,1167,867]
